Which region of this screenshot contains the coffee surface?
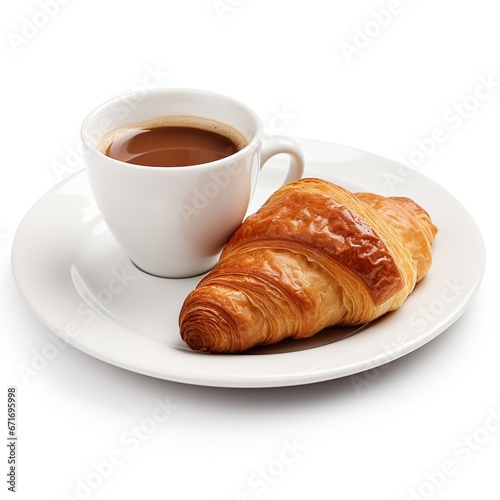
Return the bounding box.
[99,116,247,167]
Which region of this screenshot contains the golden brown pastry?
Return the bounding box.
[179,178,438,353]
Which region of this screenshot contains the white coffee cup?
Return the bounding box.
[81,88,304,278]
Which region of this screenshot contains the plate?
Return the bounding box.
[12,138,485,388]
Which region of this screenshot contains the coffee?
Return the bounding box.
[98,116,248,167]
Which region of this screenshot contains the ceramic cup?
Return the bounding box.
[81,88,304,278]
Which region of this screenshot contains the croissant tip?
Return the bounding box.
[181,331,207,352]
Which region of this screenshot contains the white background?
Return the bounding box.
[2,1,499,499]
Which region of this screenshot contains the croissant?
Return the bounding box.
[179,178,438,353]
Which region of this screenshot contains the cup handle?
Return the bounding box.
[260,136,305,185]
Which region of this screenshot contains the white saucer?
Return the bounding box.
[12,138,485,388]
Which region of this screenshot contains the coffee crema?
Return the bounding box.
[97,116,248,167]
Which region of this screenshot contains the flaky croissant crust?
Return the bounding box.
[179,178,438,353]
